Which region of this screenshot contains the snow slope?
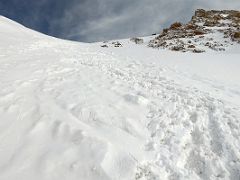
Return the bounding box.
[0,16,240,180]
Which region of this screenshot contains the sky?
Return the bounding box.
[0,0,240,42]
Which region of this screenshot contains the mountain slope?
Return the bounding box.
[0,15,240,180]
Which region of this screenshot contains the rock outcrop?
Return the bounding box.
[149,9,240,52]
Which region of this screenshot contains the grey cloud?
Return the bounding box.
[49,0,240,42]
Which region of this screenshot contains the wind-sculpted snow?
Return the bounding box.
[0,16,240,180]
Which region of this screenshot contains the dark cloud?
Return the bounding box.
[0,0,240,42]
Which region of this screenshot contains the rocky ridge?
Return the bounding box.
[149,9,240,53]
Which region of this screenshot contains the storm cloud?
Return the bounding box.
[1,0,240,42]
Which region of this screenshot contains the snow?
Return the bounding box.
[0,16,240,180]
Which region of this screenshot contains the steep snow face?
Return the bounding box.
[0,16,41,45]
[1,16,240,180]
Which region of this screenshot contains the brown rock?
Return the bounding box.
[204,20,219,27]
[233,32,240,38]
[195,9,207,17]
[194,30,205,35]
[170,22,182,29]
[185,24,197,30]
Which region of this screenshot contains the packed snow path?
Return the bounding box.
[0,16,240,180]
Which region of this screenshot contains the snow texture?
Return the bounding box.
[0,16,240,180]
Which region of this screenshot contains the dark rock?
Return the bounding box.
[188,45,195,48]
[101,44,108,48]
[112,41,123,47]
[193,49,205,53]
[130,37,144,44]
